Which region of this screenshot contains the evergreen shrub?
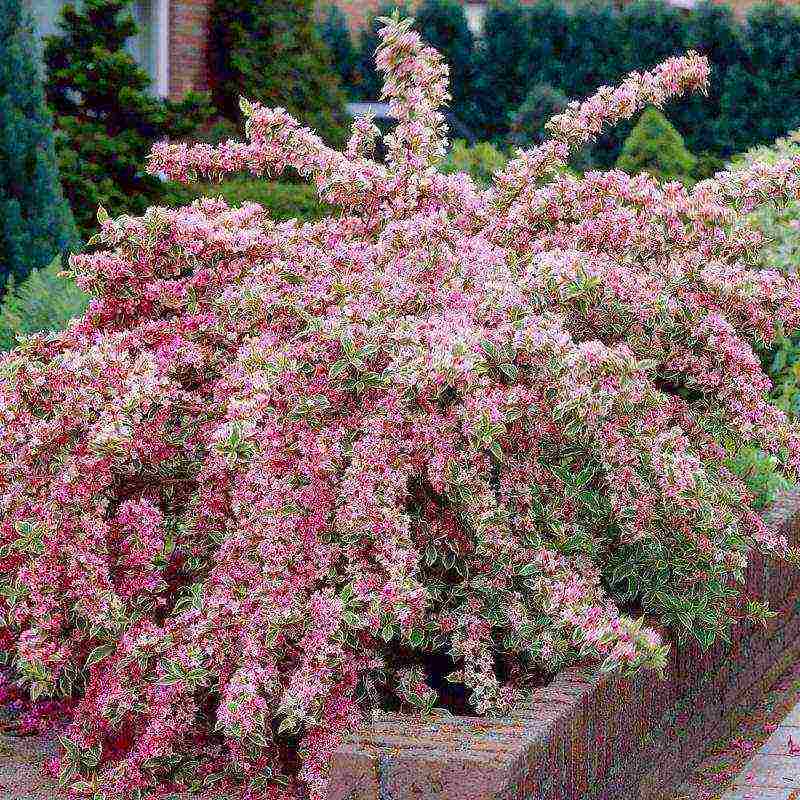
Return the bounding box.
[0,0,77,292]
[210,0,349,147]
[616,107,697,184]
[0,257,88,351]
[44,0,211,240]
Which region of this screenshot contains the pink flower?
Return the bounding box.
[1,13,798,800]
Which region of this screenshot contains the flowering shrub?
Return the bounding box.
[2,14,800,800]
[732,131,800,417]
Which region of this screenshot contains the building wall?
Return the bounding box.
[169,0,212,99]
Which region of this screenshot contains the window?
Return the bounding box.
[464,2,487,37]
[129,0,157,84]
[29,0,67,39]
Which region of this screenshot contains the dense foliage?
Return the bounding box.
[3,16,800,800]
[162,179,333,223]
[0,257,87,351]
[44,0,210,240]
[318,4,359,96]
[329,0,800,161]
[438,139,508,186]
[508,83,569,149]
[736,132,800,416]
[616,107,697,184]
[0,0,77,293]
[412,0,476,127]
[210,0,348,147]
[715,3,800,156]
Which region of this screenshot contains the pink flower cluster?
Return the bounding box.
[2,14,800,800]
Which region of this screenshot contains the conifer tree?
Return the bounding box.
[0,0,77,293]
[210,0,349,146]
[615,107,697,184]
[716,2,800,156]
[619,0,689,73]
[0,257,87,351]
[414,0,476,126]
[44,0,210,239]
[472,0,567,143]
[354,2,409,101]
[471,1,535,143]
[562,0,626,101]
[677,0,745,155]
[318,4,358,96]
[508,83,568,148]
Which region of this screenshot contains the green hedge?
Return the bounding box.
[161,179,333,222]
[325,0,800,163]
[726,132,800,418]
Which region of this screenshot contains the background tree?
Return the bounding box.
[414,0,476,128]
[318,4,358,97]
[0,0,77,293]
[675,0,745,156]
[0,257,87,350]
[615,107,697,184]
[507,83,568,148]
[45,0,210,239]
[353,2,409,101]
[562,0,626,101]
[619,0,688,72]
[716,2,800,156]
[210,0,349,146]
[471,1,536,142]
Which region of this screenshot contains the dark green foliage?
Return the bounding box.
[0,257,88,351]
[45,0,211,240]
[507,83,568,148]
[524,1,570,85]
[506,82,598,172]
[618,0,688,73]
[471,2,539,142]
[353,2,409,101]
[726,446,791,510]
[161,179,333,223]
[675,1,744,155]
[716,3,800,156]
[615,107,697,184]
[318,4,358,95]
[414,0,476,126]
[0,0,77,293]
[561,1,626,101]
[210,0,349,147]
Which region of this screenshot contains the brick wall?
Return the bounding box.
[169,0,213,100]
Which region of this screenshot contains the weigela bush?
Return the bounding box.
[2,15,800,800]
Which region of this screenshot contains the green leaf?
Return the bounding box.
[408,629,424,647]
[85,643,115,669]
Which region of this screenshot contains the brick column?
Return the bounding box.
[169,0,213,99]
